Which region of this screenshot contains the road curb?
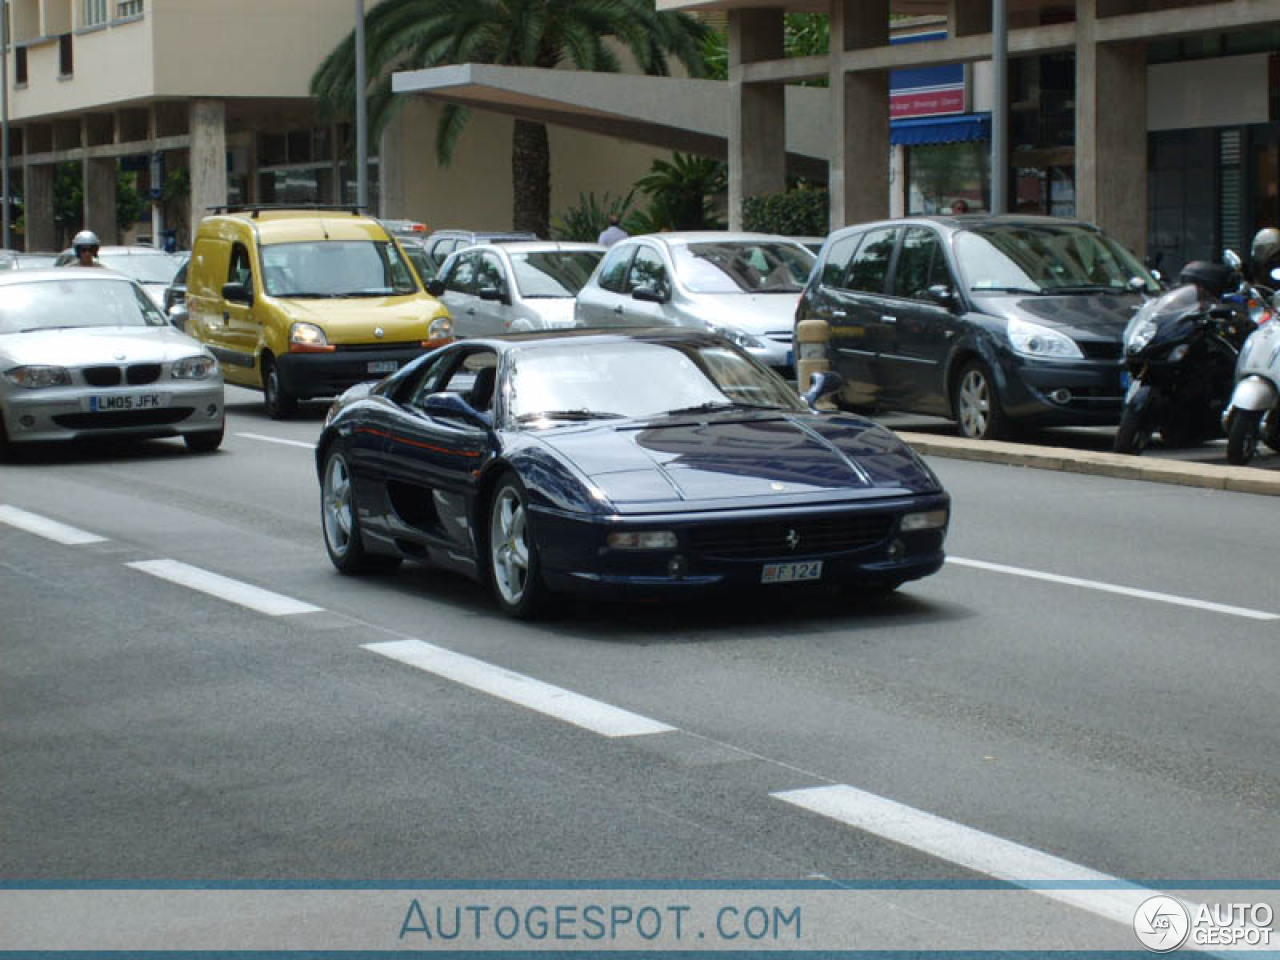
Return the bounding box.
[897,432,1280,497]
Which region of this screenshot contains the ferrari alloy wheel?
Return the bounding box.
[953,360,1010,441]
[322,448,400,575]
[488,475,546,619]
[263,357,297,420]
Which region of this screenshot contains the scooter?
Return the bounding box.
[1113,254,1256,454]
[1221,268,1280,465]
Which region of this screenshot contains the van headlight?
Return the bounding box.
[708,324,765,350]
[171,355,218,380]
[1007,317,1082,359]
[289,322,330,350]
[427,315,454,342]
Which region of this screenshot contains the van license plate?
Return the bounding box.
[90,394,162,412]
[761,560,823,584]
[367,360,398,374]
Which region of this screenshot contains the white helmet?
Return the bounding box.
[73,229,100,252]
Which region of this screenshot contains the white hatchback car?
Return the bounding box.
[573,232,816,376]
[427,241,605,336]
[0,269,224,455]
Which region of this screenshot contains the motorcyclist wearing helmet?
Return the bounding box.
[66,229,102,267]
[1249,227,1280,289]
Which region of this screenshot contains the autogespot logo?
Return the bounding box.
[1134,896,1191,952]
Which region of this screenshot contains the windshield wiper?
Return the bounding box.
[970,285,1046,295]
[19,325,82,333]
[1048,284,1124,295]
[661,401,784,416]
[516,409,627,422]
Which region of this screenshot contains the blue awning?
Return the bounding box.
[891,113,990,146]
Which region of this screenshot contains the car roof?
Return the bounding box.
[201,207,389,244]
[469,241,605,255]
[59,245,177,256]
[0,266,140,285]
[827,213,1100,239]
[429,229,538,241]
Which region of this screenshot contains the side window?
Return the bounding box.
[444,253,477,295]
[626,246,669,296]
[476,253,508,297]
[597,244,635,293]
[400,351,458,409]
[843,227,898,295]
[227,242,253,288]
[893,228,941,301]
[821,233,861,288]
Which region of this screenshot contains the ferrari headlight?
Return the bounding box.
[171,355,218,380]
[289,322,329,348]
[1007,317,1082,359]
[901,508,948,532]
[708,324,765,350]
[4,365,71,389]
[607,531,678,550]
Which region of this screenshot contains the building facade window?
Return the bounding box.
[116,0,142,18]
[58,33,73,76]
[14,47,27,85]
[82,0,107,27]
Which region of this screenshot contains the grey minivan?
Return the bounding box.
[795,215,1161,439]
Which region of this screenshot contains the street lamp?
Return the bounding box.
[2,0,10,249]
[991,0,1008,214]
[355,0,367,212]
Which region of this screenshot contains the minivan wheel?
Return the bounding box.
[262,357,297,420]
[953,360,1010,440]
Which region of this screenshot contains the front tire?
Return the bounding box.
[1113,387,1155,454]
[953,360,1011,440]
[184,424,224,453]
[262,356,297,420]
[321,448,401,575]
[1226,409,1262,465]
[488,474,548,619]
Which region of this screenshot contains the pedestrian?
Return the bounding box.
[950,199,969,215]
[65,230,103,267]
[597,213,628,247]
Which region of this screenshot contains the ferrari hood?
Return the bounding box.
[537,413,939,510]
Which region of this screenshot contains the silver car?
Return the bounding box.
[428,241,605,336]
[0,269,225,455]
[54,245,188,309]
[573,231,815,374]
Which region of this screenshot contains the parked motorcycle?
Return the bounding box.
[1220,229,1280,465]
[1113,255,1256,454]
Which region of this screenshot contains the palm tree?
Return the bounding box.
[311,0,711,238]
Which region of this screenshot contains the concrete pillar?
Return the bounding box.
[189,99,228,231]
[829,0,890,230]
[728,8,786,231]
[1075,0,1147,255]
[84,157,117,245]
[379,118,403,218]
[23,164,55,252]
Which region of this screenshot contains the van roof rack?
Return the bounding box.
[206,204,365,218]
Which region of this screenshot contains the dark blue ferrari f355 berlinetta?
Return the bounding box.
[316,328,949,618]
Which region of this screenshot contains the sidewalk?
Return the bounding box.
[879,415,1280,497]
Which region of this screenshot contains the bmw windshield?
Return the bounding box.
[260,241,420,297]
[955,223,1159,296]
[0,278,167,333]
[507,339,806,424]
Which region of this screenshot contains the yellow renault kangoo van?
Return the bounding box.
[186,206,453,418]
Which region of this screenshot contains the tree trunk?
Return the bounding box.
[512,118,550,238]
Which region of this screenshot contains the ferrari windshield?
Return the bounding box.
[507,338,806,423]
[0,277,167,333]
[672,241,815,294]
[955,223,1159,295]
[261,240,419,297]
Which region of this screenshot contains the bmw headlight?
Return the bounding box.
[708,324,765,350]
[1007,317,1083,359]
[289,321,331,351]
[1126,317,1159,354]
[171,355,218,380]
[4,365,71,389]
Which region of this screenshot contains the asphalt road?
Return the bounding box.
[3,386,1278,946]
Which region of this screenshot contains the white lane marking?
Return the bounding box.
[363,638,676,738]
[772,784,1185,928]
[236,432,317,450]
[0,505,106,545]
[126,559,323,616]
[949,556,1279,622]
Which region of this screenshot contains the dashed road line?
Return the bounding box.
[363,638,677,738]
[126,559,324,616]
[236,432,317,450]
[0,505,106,545]
[948,556,1279,621]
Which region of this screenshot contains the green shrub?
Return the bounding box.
[742,188,829,237]
[551,190,634,242]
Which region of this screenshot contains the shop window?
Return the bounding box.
[906,141,990,215]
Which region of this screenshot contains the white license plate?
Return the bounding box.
[761,560,823,584]
[367,360,399,374]
[90,393,162,412]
